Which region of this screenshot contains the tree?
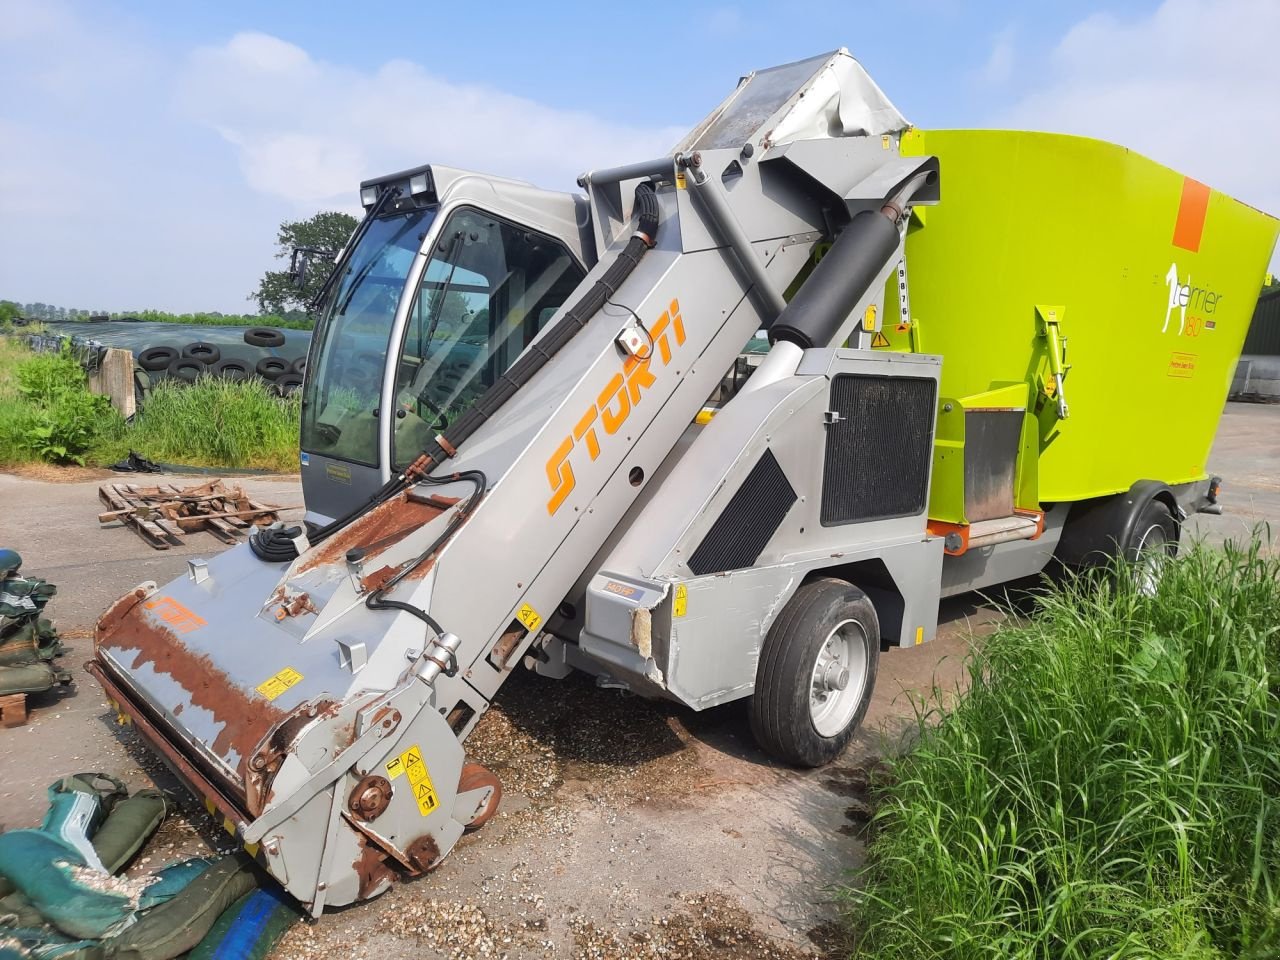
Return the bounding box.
[252,211,359,316]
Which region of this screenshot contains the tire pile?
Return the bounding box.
[136,327,306,396]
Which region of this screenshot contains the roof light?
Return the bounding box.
[360,185,378,208]
[409,172,431,196]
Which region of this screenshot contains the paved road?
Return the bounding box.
[0,401,1275,957]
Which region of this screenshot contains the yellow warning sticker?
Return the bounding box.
[863,304,877,331]
[256,667,303,701]
[516,603,542,633]
[915,626,924,646]
[871,331,891,348]
[675,171,687,189]
[384,756,406,780]
[673,584,687,619]
[401,745,439,816]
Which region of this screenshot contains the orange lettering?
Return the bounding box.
[624,356,657,406]
[545,435,575,514]
[573,407,601,460]
[598,372,630,434]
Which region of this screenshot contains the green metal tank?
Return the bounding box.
[884,129,1279,521]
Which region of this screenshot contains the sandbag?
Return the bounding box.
[0,662,69,696]
[0,832,136,940]
[41,775,127,874]
[0,618,62,667]
[90,792,167,875]
[134,858,217,911]
[188,885,300,960]
[105,856,259,960]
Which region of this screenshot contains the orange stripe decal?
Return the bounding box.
[1172,177,1210,253]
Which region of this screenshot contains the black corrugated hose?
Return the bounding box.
[249,179,661,565]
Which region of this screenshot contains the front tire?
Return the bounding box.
[750,578,880,767]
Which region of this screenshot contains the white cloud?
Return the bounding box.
[0,11,686,312]
[975,26,1016,88]
[1000,0,1280,259]
[176,32,686,209]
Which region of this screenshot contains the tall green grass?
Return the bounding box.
[847,539,1280,959]
[119,377,301,471]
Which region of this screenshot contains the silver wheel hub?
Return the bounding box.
[809,618,869,738]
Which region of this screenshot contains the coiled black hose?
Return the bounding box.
[250,179,661,564]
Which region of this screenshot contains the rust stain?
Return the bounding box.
[353,835,398,900]
[95,587,151,644]
[281,592,317,619]
[405,834,441,874]
[360,565,399,593]
[98,605,287,777]
[296,493,453,574]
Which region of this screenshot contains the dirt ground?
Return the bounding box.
[1,401,1276,959]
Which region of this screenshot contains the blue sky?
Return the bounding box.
[1,0,1275,312]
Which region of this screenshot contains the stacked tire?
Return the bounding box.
[134,327,306,397]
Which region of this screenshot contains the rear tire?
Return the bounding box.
[750,578,879,767]
[1126,499,1177,595]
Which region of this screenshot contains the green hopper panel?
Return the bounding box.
[888,129,1278,509]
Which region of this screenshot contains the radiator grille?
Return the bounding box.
[821,374,936,525]
[688,449,797,575]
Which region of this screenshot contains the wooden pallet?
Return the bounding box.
[98,479,295,550]
[0,693,27,728]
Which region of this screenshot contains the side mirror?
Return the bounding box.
[289,247,312,289]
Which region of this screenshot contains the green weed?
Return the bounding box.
[846,539,1280,959]
[122,376,301,471]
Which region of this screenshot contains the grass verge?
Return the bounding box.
[119,377,301,471]
[846,539,1280,958]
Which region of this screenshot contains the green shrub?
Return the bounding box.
[9,346,122,465]
[846,539,1280,959]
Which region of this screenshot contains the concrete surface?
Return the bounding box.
[0,402,1276,958]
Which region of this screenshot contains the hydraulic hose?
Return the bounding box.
[250,179,661,564]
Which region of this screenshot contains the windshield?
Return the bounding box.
[391,208,586,470]
[301,208,436,466]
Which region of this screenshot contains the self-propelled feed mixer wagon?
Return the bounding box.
[90,50,1279,913]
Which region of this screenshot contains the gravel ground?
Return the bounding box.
[1,402,1276,959]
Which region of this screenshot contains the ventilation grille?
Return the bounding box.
[821,374,936,525]
[688,450,797,576]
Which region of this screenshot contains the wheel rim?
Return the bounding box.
[1132,522,1170,596]
[809,618,869,738]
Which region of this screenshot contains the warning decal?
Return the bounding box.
[673,584,687,619]
[516,603,542,633]
[255,667,303,701]
[385,744,439,816]
[871,331,891,348]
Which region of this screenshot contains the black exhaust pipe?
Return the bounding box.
[769,169,936,350]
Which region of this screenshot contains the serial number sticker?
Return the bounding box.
[255,667,303,701]
[516,603,542,633]
[399,744,439,816]
[673,584,687,618]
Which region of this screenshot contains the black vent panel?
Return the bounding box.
[688,450,797,575]
[821,374,936,525]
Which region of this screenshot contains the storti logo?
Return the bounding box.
[545,299,687,514]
